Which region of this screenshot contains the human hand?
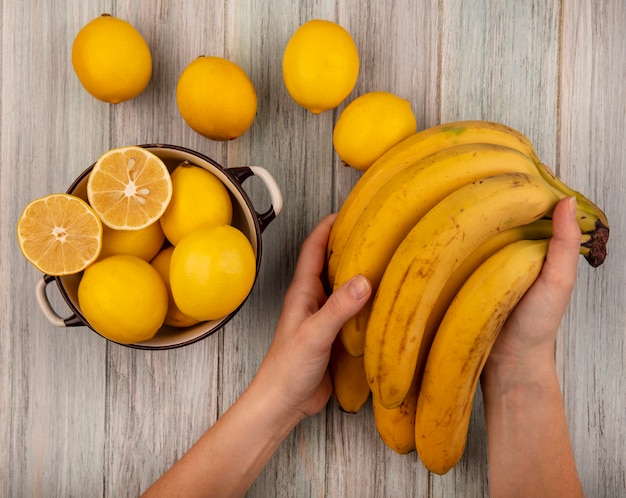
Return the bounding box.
[481,196,585,497]
[486,196,582,370]
[255,214,372,423]
[142,217,371,497]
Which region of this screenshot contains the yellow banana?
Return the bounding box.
[534,162,609,266]
[326,120,542,287]
[329,337,370,413]
[415,239,550,475]
[333,143,540,357]
[364,173,560,409]
[371,220,554,456]
[372,366,419,455]
[414,219,556,407]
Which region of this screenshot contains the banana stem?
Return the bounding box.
[538,164,609,268]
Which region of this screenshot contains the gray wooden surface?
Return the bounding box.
[1,1,624,496]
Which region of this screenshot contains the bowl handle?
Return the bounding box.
[36,274,83,328]
[227,166,284,233]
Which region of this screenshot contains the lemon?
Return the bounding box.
[72,14,152,104]
[333,91,417,171]
[87,146,173,230]
[169,225,256,321]
[282,19,359,114]
[98,222,165,261]
[151,246,200,328]
[78,255,168,344]
[159,163,233,245]
[16,194,102,276]
[176,56,257,141]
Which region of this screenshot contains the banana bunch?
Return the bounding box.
[327,120,609,473]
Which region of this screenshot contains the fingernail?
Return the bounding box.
[567,196,577,219]
[348,275,370,300]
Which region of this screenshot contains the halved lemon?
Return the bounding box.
[17,193,103,275]
[87,146,172,230]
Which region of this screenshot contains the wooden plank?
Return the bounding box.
[325,1,440,497]
[440,0,560,159]
[225,2,340,496]
[0,1,113,496]
[103,1,225,495]
[437,0,560,494]
[2,1,624,496]
[333,0,442,211]
[559,1,626,496]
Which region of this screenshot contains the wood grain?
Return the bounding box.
[1,0,624,496]
[560,1,626,495]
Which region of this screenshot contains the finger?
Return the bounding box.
[293,214,337,280]
[540,196,581,301]
[304,274,372,347]
[281,214,336,318]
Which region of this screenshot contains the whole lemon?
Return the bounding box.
[170,225,256,321]
[78,255,168,344]
[333,91,417,171]
[159,163,233,245]
[176,56,257,141]
[98,222,165,261]
[151,246,200,328]
[72,14,152,104]
[282,20,359,114]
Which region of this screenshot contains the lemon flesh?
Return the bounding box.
[16,193,102,276]
[87,146,173,230]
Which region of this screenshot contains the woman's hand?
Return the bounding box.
[482,196,585,498]
[143,214,371,498]
[256,214,372,422]
[486,195,582,369]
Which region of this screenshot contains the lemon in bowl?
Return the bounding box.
[77,254,169,344]
[170,224,257,322]
[159,162,233,245]
[16,193,103,276]
[98,222,165,262]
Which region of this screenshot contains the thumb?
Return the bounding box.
[308,275,372,344]
[541,196,581,298]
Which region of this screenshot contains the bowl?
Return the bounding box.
[35,144,283,349]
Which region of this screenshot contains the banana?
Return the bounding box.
[326,120,542,287]
[372,221,554,456]
[534,162,609,267]
[414,219,556,409]
[364,173,560,409]
[415,239,550,475]
[329,337,370,413]
[333,143,541,357]
[372,366,419,455]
